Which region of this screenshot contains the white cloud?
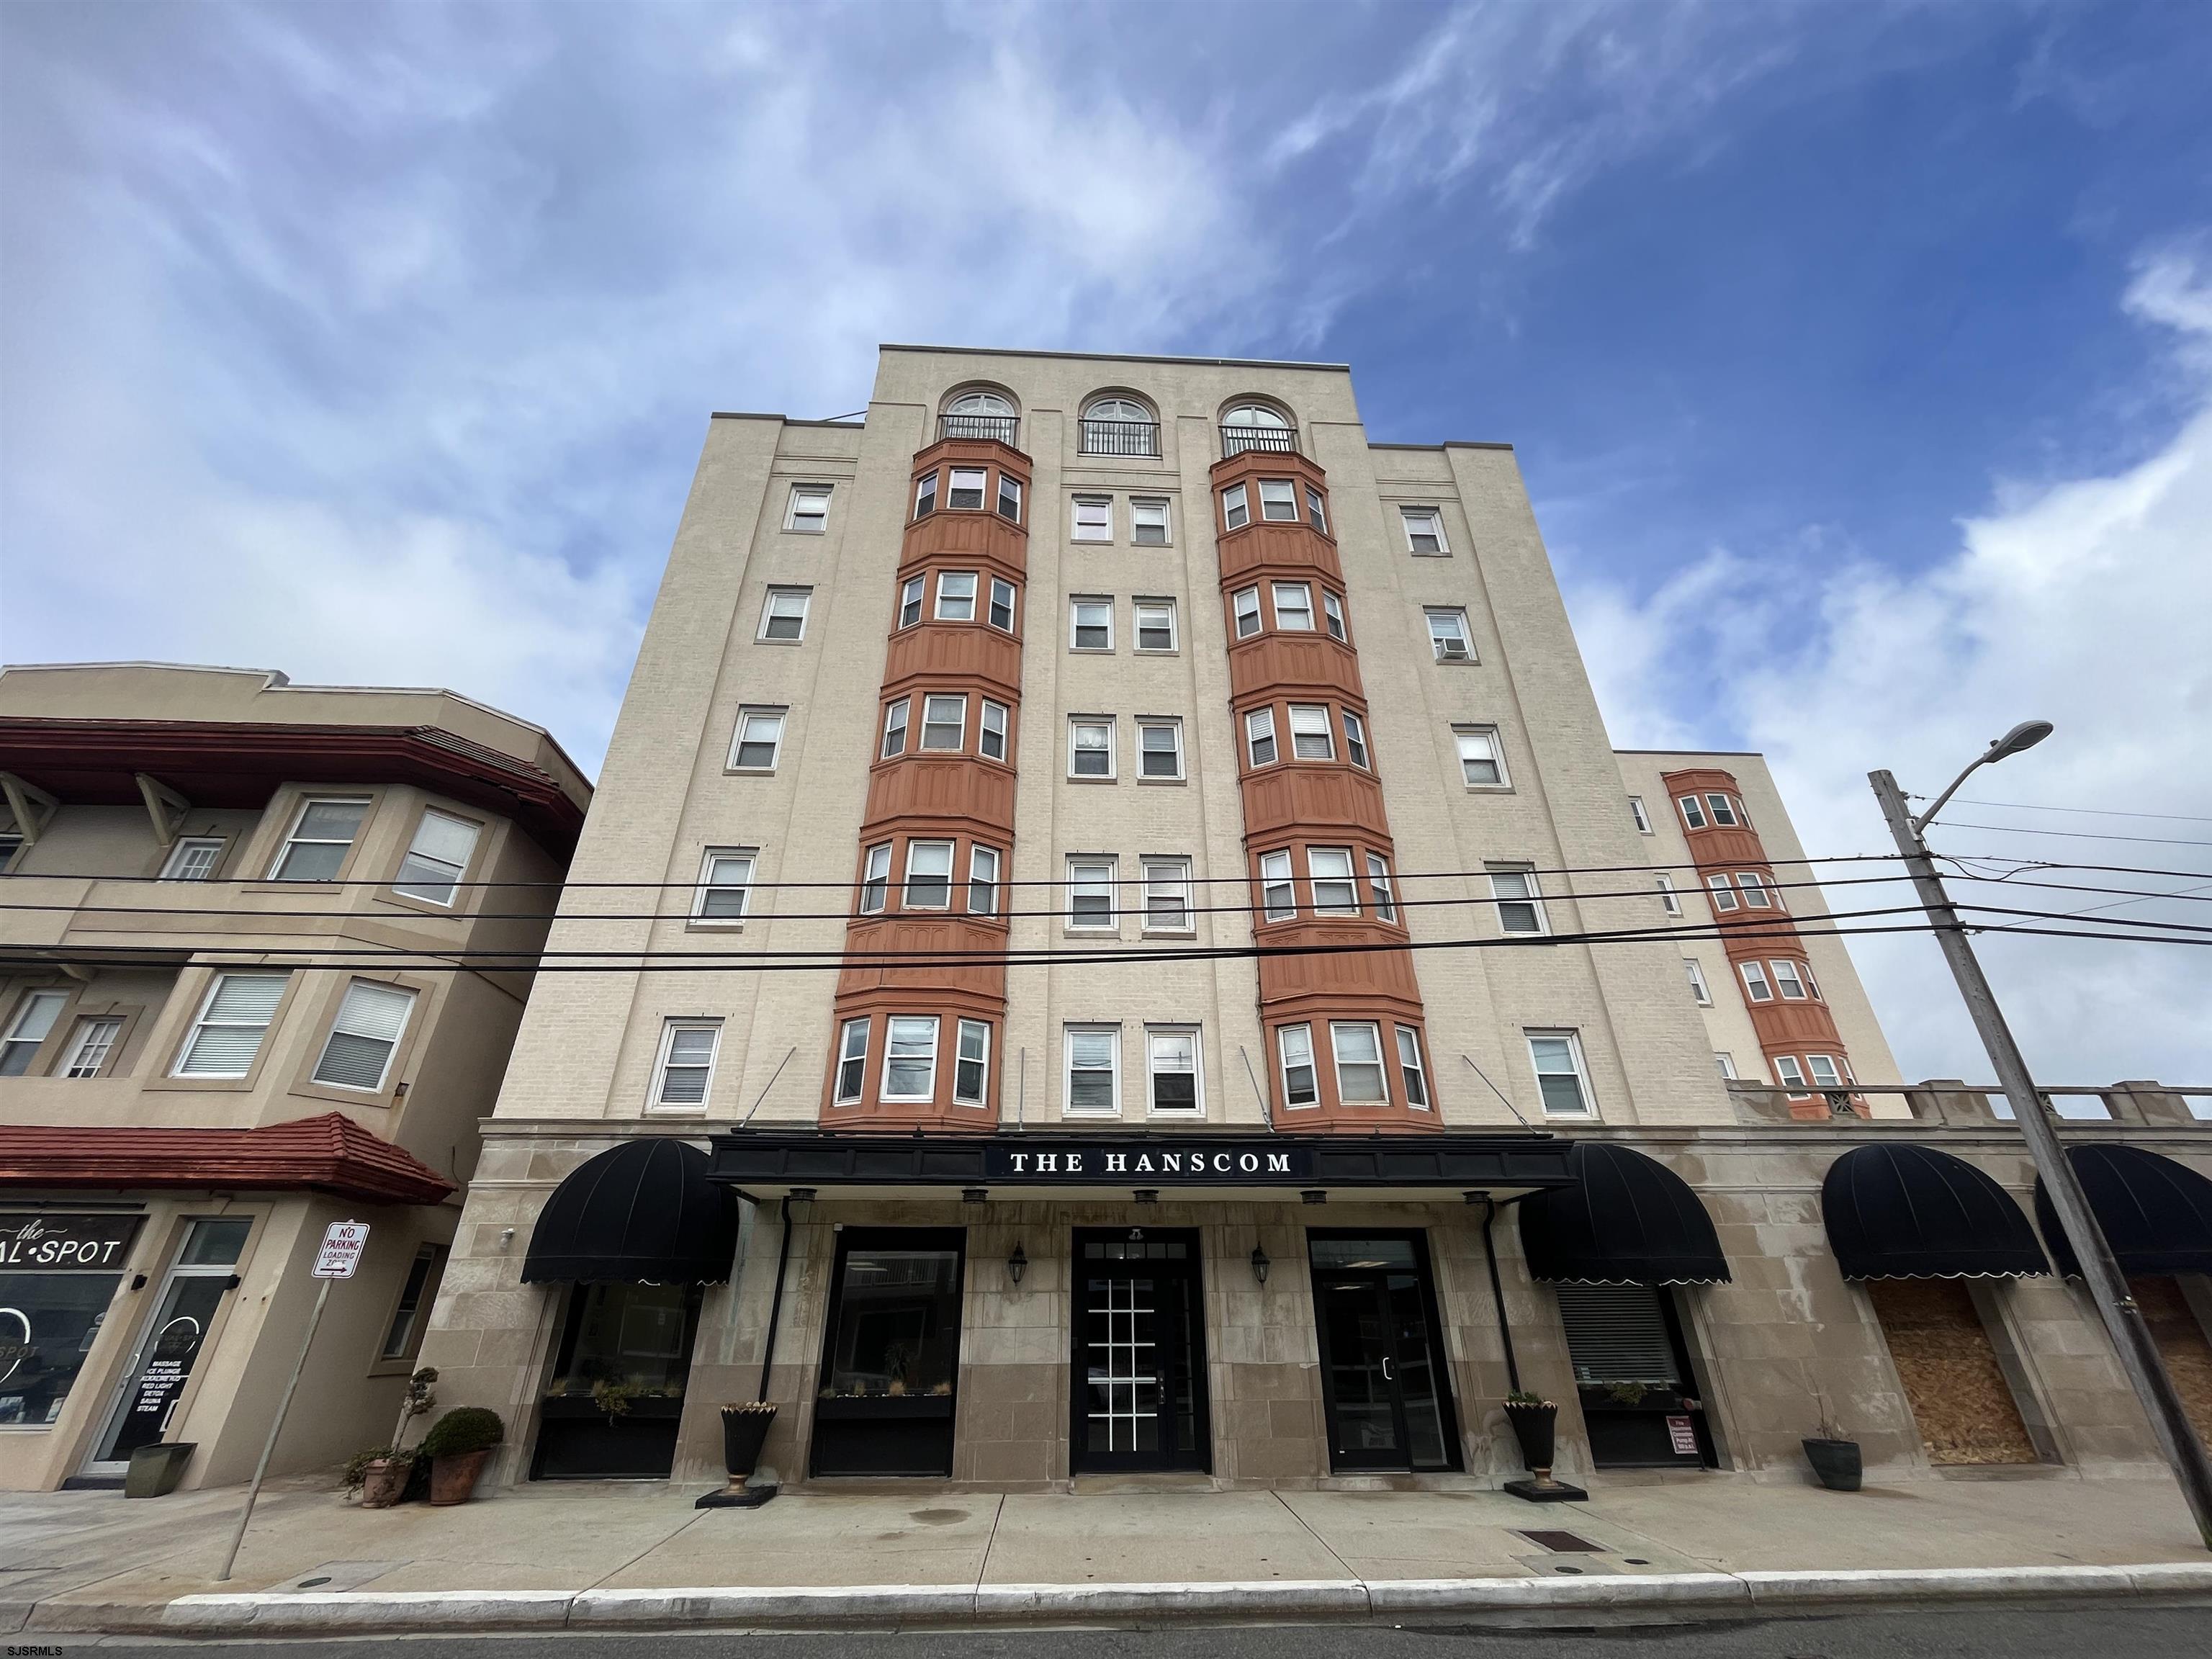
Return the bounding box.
[1570,253,2212,1090]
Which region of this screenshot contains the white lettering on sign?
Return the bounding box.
[1666,1414,1699,1456]
[313,1220,371,1280]
[1267,1154,1290,1173]
[1105,1153,1128,1173]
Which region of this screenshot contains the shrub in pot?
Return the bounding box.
[418,1406,505,1506]
[343,1445,415,1509]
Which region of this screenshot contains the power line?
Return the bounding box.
[1928,822,2212,848]
[1910,796,2212,826]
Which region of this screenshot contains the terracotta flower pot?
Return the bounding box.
[428,1448,493,1506]
[359,1458,410,1509]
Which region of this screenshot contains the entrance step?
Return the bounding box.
[1069,1473,1219,1496]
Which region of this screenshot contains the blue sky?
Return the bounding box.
[4,1,2208,1089]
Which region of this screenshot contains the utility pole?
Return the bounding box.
[1873,766,2212,1549]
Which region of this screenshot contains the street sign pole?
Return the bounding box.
[216,1220,368,1583]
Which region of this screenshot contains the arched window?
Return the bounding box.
[948,391,1015,416]
[1080,395,1159,457]
[1220,403,1295,456]
[942,390,1018,444]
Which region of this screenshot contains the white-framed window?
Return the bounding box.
[1071,596,1113,651]
[1138,719,1183,780]
[979,699,1009,762]
[859,842,892,914]
[1232,585,1262,639]
[391,809,481,906]
[1272,582,1314,631]
[759,586,811,642]
[60,1015,124,1079]
[1735,871,1774,909]
[1222,483,1249,530]
[1065,1025,1121,1114]
[1071,496,1112,542]
[1629,796,1653,834]
[785,483,832,534]
[948,467,986,510]
[1146,1026,1201,1114]
[914,471,938,518]
[1678,795,1708,830]
[1070,717,1115,778]
[729,706,786,772]
[904,840,953,909]
[1288,703,1334,760]
[1279,1023,1318,1108]
[1401,507,1447,554]
[881,697,911,757]
[989,577,1017,631]
[379,1244,443,1363]
[1134,598,1177,652]
[1706,873,1739,912]
[0,990,67,1076]
[694,847,756,921]
[1367,853,1396,922]
[899,575,925,629]
[1322,590,1347,642]
[920,693,966,752]
[1309,846,1358,914]
[935,570,978,621]
[835,1017,870,1103]
[1259,479,1298,521]
[1455,726,1506,787]
[174,972,287,1078]
[652,1020,721,1109]
[1259,850,1295,922]
[1395,1026,1429,1108]
[1706,793,1740,827]
[968,845,1001,916]
[269,796,369,882]
[312,980,417,1092]
[955,1020,992,1106]
[1771,959,1809,1000]
[1068,858,1118,929]
[1740,961,1773,1002]
[1244,706,1277,767]
[1424,608,1474,661]
[1143,858,1192,932]
[1684,958,1712,1005]
[1714,1052,1738,1080]
[1331,1021,1388,1105]
[883,1016,940,1100]
[1656,874,1682,917]
[1132,498,1170,545]
[1527,1030,1594,1117]
[1799,958,1822,998]
[160,837,226,881]
[997,473,1022,521]
[1488,864,1546,935]
[1305,486,1328,533]
[1341,709,1369,768]
[1807,1054,1847,1089]
[1774,1054,1809,1093]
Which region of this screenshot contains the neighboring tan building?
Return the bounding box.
[420,349,2212,1498]
[0,663,589,1491]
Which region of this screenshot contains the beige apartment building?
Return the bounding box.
[419,348,2212,1498]
[0,663,588,1491]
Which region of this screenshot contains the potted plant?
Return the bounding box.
[419,1406,504,1506]
[1802,1393,1861,1492]
[591,1377,638,1420]
[343,1444,414,1509]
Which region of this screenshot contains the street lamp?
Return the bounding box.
[1871,728,2212,1550]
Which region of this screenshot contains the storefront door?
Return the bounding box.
[1308,1233,1459,1472]
[85,1217,251,1477]
[1070,1228,1210,1473]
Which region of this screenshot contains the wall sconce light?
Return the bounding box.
[1133,1189,1159,1205]
[498,1227,516,1250]
[1301,1190,1328,1205]
[1007,1244,1028,1286]
[962,1187,989,1205]
[1249,1246,1269,1285]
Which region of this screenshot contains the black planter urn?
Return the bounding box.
[1503,1404,1558,1479]
[1803,1437,1863,1491]
[721,1403,777,1477]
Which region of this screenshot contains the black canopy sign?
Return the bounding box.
[0,1211,144,1271]
[982,1142,1312,1182]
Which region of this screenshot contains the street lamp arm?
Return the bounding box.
[1909,719,2055,836]
[1909,754,1989,838]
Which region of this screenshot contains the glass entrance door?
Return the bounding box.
[1308,1233,1459,1472]
[86,1217,252,1476]
[1070,1228,1210,1473]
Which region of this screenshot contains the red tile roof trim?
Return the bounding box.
[0,1112,454,1206]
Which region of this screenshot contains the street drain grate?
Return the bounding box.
[1517,1529,1601,1552]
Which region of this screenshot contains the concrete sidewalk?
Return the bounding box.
[4,1471,2209,1635]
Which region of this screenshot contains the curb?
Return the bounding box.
[138,1562,2212,1636]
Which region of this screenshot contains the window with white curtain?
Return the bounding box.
[1143,858,1192,932]
[935,570,978,621]
[694,848,755,920]
[1309,847,1357,914]
[785,484,832,533]
[1330,1022,1388,1104]
[1068,858,1117,928]
[883,1017,939,1100]
[1065,1026,1120,1113]
[174,973,287,1078]
[1455,727,1506,787]
[1146,1027,1201,1113]
[1288,704,1334,760]
[758,587,811,642]
[390,809,481,907]
[728,707,786,772]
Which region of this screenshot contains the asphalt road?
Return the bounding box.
[20,1605,2212,1658]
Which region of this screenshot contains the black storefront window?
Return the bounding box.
[1552,1282,1712,1468]
[532,1282,702,1480]
[811,1228,965,1478]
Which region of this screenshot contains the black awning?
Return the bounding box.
[2034,1145,2212,1277]
[522,1139,739,1285]
[1820,1144,2049,1280]
[1517,1143,1730,1285]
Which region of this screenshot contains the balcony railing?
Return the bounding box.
[939,413,1020,446]
[1220,424,1299,457]
[1079,418,1161,457]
